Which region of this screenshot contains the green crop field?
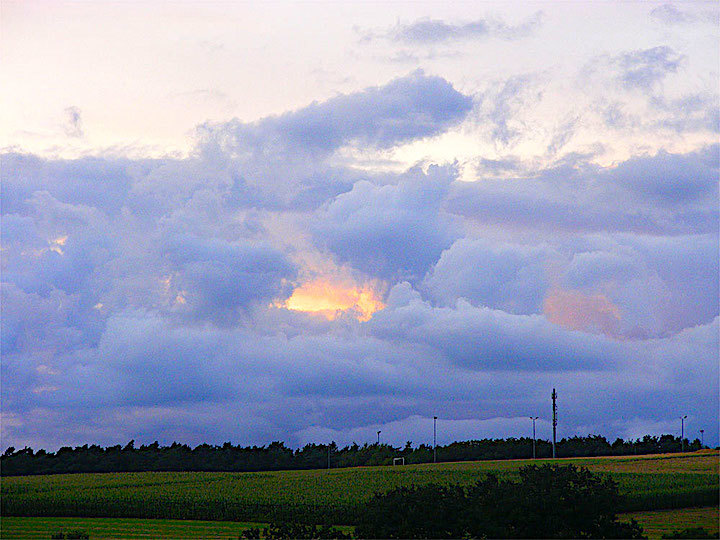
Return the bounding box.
[2,451,717,527]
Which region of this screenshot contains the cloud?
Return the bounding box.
[198,70,472,156]
[423,238,551,315]
[615,46,685,91]
[314,164,461,281]
[388,12,543,44]
[1,67,718,450]
[162,235,296,321]
[447,145,719,235]
[192,71,472,210]
[649,4,718,25]
[368,282,624,372]
[473,73,544,145]
[63,106,83,138]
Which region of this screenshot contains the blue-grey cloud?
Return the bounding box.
[448,145,719,234]
[615,46,685,91]
[63,106,83,138]
[162,235,296,321]
[199,70,472,156]
[650,3,718,25]
[314,164,461,281]
[1,70,718,451]
[423,238,551,315]
[389,12,543,44]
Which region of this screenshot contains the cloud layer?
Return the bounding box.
[2,68,718,451]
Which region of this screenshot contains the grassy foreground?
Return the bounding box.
[1,507,717,539]
[2,451,717,525]
[0,517,265,539]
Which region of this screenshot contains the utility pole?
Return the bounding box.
[433,416,438,463]
[377,430,381,445]
[327,444,331,470]
[700,429,704,448]
[681,416,687,452]
[552,388,557,459]
[530,416,539,459]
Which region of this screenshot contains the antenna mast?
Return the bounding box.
[552,388,557,458]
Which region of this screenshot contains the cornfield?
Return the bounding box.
[2,452,717,525]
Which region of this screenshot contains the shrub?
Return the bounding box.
[355,464,646,539]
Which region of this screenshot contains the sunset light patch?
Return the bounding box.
[543,288,622,338]
[283,280,384,321]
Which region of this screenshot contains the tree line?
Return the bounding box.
[0,433,703,476]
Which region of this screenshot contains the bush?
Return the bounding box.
[355,464,646,539]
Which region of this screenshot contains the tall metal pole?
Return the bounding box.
[681,416,687,452]
[433,416,437,463]
[700,429,704,448]
[552,388,557,459]
[530,417,538,459]
[377,430,381,445]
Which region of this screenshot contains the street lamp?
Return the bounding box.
[681,415,687,452]
[433,416,438,463]
[530,417,539,459]
[377,430,381,445]
[700,429,705,449]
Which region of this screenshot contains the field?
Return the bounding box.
[2,509,717,540]
[0,517,266,540]
[622,507,719,539]
[2,451,717,532]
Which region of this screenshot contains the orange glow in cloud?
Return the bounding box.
[543,288,622,337]
[283,280,385,321]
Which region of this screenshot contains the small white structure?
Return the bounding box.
[393,457,405,466]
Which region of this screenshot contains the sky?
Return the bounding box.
[1,1,718,451]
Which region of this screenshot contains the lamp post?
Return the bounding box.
[433,416,438,463]
[530,416,539,459]
[681,415,687,452]
[377,430,381,445]
[700,429,704,448]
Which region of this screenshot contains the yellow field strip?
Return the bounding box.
[620,506,720,539]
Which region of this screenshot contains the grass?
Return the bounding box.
[0,516,267,539]
[2,451,717,525]
[620,506,719,539]
[2,507,716,539]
